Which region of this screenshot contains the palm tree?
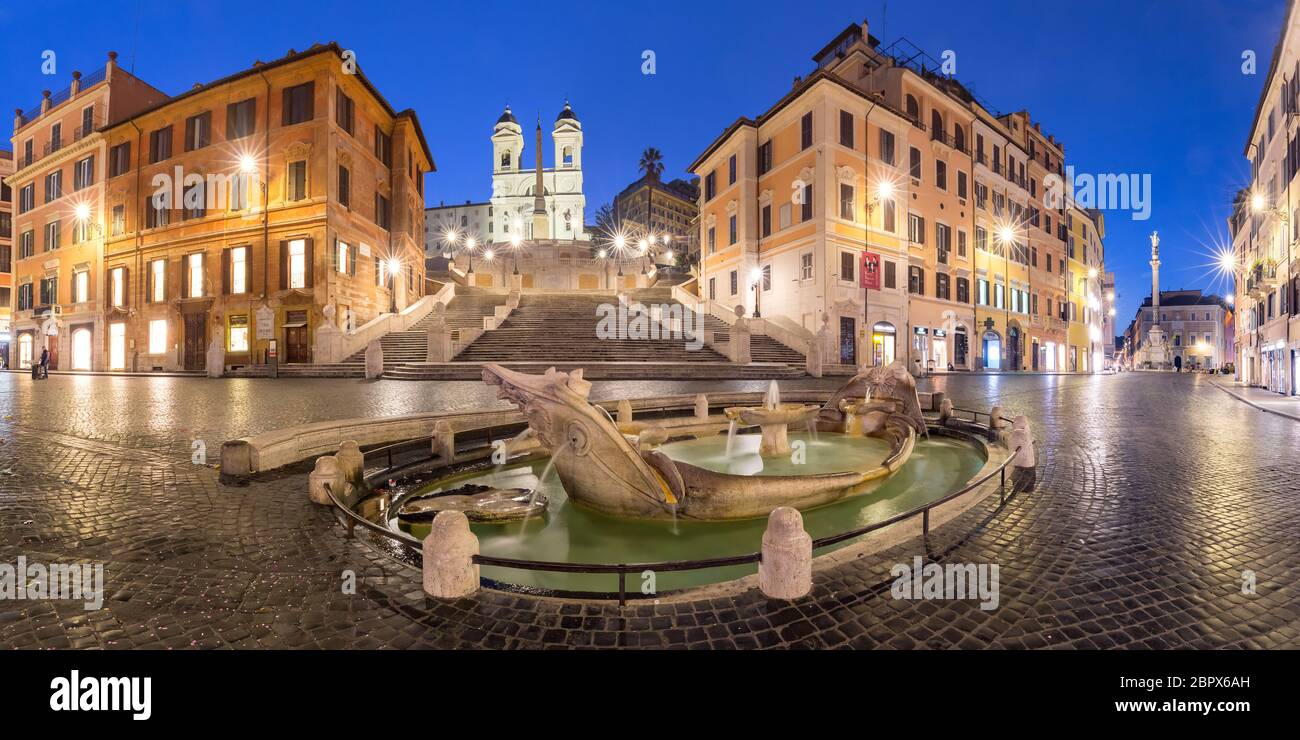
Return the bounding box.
[639,147,664,181]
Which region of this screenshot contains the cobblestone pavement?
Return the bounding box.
[1,371,1297,649]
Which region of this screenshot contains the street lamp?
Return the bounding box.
[73,202,103,239]
[509,232,523,275]
[749,266,765,318]
[613,232,627,277]
[386,257,402,313]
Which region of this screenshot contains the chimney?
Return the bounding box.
[861,19,870,40]
[106,51,118,81]
[14,108,23,133]
[793,75,802,88]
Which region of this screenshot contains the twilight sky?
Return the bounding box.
[0,0,1285,325]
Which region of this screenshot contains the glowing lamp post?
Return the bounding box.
[750,266,764,318]
[386,257,402,313]
[510,233,523,275]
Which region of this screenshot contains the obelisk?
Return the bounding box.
[531,115,549,240]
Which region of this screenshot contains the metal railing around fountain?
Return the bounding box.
[324,402,1022,606]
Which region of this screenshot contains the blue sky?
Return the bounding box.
[0,0,1285,325]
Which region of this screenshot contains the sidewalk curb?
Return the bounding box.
[1211,381,1300,423]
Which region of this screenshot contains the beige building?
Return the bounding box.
[690,19,1104,373]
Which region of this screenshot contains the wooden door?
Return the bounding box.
[183,314,206,371]
[285,326,310,363]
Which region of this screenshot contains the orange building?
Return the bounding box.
[9,53,167,370]
[10,44,432,372]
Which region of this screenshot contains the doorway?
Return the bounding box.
[71,328,92,371]
[872,321,896,366]
[183,314,207,372]
[285,327,310,363]
[839,317,857,366]
[1031,340,1040,371]
[982,331,1002,370]
[1007,327,1021,371]
[954,329,968,368]
[109,323,126,370]
[18,333,33,369]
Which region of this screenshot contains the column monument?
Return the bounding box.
[1136,231,1172,370]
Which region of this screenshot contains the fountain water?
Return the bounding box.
[724,418,739,459]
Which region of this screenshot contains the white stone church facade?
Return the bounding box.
[426,103,589,254]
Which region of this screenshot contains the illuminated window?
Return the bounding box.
[231,246,247,293]
[228,315,249,352]
[151,259,166,302]
[336,241,349,274]
[111,267,125,307]
[73,270,89,303]
[149,319,168,354]
[288,240,306,288]
[188,253,203,297]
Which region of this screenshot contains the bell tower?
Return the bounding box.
[491,106,522,173]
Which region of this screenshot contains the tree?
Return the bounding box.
[592,202,617,237]
[639,147,664,181]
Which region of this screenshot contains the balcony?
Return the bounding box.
[930,130,970,155]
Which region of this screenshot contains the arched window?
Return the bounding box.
[953,125,965,152]
[905,95,920,121]
[500,150,511,168]
[931,110,944,141]
[562,146,573,165]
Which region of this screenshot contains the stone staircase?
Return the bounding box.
[452,292,728,365]
[340,287,509,367]
[226,288,508,378]
[627,287,807,365]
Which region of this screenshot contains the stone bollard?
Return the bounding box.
[431,420,455,462]
[731,306,752,365]
[989,405,1007,444]
[336,440,363,488]
[758,507,812,600]
[426,303,452,362]
[206,338,225,378]
[989,405,1004,430]
[694,393,709,420]
[1009,415,1037,492]
[365,340,384,379]
[939,398,954,425]
[307,454,343,505]
[617,399,633,424]
[422,511,480,599]
[929,391,947,413]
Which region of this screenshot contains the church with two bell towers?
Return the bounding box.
[489,103,589,242]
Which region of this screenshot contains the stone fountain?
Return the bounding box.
[723,381,821,457]
[482,362,929,521]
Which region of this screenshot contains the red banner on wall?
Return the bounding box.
[861,252,881,290]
